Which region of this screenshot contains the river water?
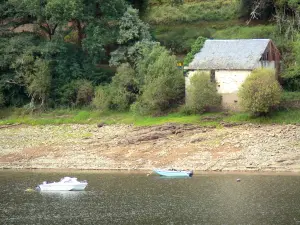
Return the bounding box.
[1,170,300,225]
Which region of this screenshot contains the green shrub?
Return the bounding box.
[59,82,78,106]
[133,45,185,115]
[238,68,282,116]
[133,73,184,115]
[280,38,300,91]
[184,36,207,66]
[76,80,94,106]
[92,86,111,111]
[110,88,135,111]
[185,72,221,114]
[108,63,139,111]
[60,79,94,107]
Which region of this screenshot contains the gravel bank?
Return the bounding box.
[0,123,299,172]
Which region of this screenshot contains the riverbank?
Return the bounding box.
[0,123,299,172]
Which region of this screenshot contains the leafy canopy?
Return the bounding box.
[109,6,152,66]
[132,44,185,115]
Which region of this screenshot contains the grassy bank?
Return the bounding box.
[281,91,300,101]
[1,108,300,127]
[145,0,239,24]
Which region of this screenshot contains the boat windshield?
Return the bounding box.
[60,177,78,183]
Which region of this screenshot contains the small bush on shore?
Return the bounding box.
[185,72,221,114]
[92,86,111,111]
[238,68,282,116]
[76,80,94,106]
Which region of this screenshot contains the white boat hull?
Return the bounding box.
[154,169,193,177]
[38,183,87,191]
[36,177,88,191]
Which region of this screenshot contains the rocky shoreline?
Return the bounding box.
[0,123,300,172]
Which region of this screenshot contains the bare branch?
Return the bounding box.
[5,79,25,86]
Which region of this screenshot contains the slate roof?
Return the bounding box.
[187,39,271,70]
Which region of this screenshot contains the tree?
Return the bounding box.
[58,79,94,107]
[11,54,51,107]
[1,0,132,109]
[238,68,282,116]
[185,72,221,114]
[8,0,128,51]
[240,0,275,23]
[94,63,139,111]
[109,6,152,66]
[75,79,94,106]
[184,36,206,66]
[8,0,61,40]
[109,63,139,110]
[45,0,127,46]
[132,44,185,115]
[26,59,52,106]
[281,35,300,91]
[126,0,148,13]
[117,6,151,44]
[0,34,40,107]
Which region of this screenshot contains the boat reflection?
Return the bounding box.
[39,191,87,199]
[154,176,192,179]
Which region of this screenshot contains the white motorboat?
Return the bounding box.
[36,177,88,191]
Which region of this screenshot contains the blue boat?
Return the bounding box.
[153,169,193,177]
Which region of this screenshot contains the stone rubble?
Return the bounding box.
[0,123,299,172]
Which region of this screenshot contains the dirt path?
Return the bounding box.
[0,123,299,172]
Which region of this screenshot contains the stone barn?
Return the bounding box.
[184,39,281,111]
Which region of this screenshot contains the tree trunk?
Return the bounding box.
[75,19,83,47]
[39,23,58,40]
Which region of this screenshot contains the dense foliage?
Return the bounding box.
[132,44,185,115]
[145,0,239,24]
[1,0,300,116]
[148,0,300,91]
[94,43,185,115]
[0,0,130,109]
[184,36,206,66]
[238,69,282,116]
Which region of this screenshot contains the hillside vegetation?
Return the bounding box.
[145,0,239,24]
[146,0,300,94]
[0,0,300,123]
[145,0,274,54]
